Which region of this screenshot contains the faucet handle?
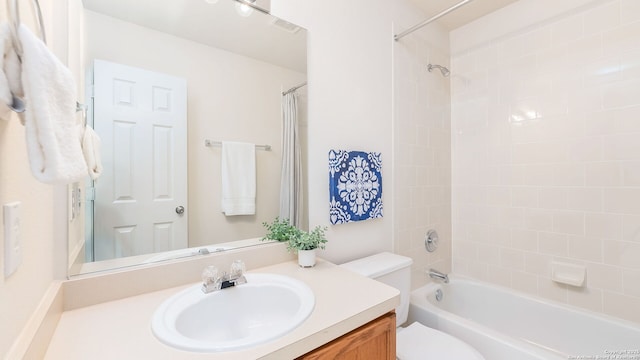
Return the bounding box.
[229,260,246,278]
[202,265,222,292]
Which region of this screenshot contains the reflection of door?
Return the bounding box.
[93,60,188,261]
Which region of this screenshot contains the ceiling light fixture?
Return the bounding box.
[235,0,256,17]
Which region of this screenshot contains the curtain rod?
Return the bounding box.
[283,82,307,95]
[394,0,474,41]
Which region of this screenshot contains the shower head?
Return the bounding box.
[427,64,450,77]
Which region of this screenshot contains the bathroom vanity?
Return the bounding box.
[297,311,396,359]
[41,255,399,359]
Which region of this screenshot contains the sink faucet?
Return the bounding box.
[202,260,247,294]
[428,269,449,284]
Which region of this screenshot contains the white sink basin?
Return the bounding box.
[151,273,315,352]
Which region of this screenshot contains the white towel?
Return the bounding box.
[82,126,103,180]
[221,141,256,216]
[18,24,87,184]
[0,25,12,111]
[0,23,22,121]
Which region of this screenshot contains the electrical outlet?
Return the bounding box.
[4,202,22,278]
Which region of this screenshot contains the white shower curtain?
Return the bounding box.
[279,92,303,227]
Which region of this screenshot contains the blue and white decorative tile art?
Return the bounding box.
[328,150,383,225]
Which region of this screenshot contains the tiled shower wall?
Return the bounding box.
[451,0,640,323]
[394,17,452,290]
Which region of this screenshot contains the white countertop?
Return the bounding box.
[44,259,399,360]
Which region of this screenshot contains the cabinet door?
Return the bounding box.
[297,312,396,360]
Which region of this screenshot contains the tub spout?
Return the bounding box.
[429,269,449,283]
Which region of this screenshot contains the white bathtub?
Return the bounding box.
[407,276,640,360]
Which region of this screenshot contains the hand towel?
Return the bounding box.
[18,24,87,184]
[221,141,256,216]
[82,126,103,180]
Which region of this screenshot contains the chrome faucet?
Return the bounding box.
[201,260,247,294]
[428,269,449,284]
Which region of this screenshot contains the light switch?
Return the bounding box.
[4,202,22,278]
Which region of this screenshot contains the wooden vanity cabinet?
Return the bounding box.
[297,311,396,360]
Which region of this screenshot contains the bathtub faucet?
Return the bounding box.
[428,269,449,284]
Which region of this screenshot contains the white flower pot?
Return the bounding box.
[298,249,316,268]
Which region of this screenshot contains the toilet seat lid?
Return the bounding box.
[397,322,485,360]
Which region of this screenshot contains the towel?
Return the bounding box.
[18,24,87,184]
[0,24,12,116]
[0,23,22,121]
[82,126,103,180]
[221,141,256,216]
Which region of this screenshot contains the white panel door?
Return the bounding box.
[93,60,188,261]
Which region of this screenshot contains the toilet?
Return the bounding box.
[340,252,485,360]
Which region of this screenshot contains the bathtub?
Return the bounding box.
[407,276,640,360]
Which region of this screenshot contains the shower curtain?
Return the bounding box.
[279,92,302,227]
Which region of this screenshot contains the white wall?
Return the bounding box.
[272,0,452,272]
[84,11,306,249]
[451,0,640,323]
[0,1,75,355]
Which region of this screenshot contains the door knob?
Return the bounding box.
[176,206,185,215]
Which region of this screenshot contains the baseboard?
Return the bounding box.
[4,282,64,360]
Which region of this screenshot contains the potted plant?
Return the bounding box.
[262,218,328,267]
[286,225,328,268]
[261,217,299,242]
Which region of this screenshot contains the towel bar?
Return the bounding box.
[204,139,271,151]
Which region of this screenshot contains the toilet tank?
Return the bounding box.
[340,252,413,327]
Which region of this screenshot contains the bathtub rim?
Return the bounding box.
[418,274,640,331]
[409,274,640,360]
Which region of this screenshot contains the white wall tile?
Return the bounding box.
[622,215,640,242]
[525,252,551,275]
[393,16,451,290]
[538,232,568,256]
[552,14,584,46]
[567,236,603,262]
[512,187,538,207]
[511,271,539,296]
[585,212,623,240]
[511,228,539,252]
[553,211,585,236]
[566,188,602,212]
[539,187,567,209]
[603,79,640,110]
[604,240,640,269]
[623,268,640,298]
[538,279,568,303]
[568,287,603,313]
[500,248,525,271]
[603,21,640,54]
[583,2,620,36]
[603,291,640,323]
[621,161,640,186]
[585,162,622,186]
[524,209,555,232]
[451,0,640,323]
[604,188,640,214]
[620,0,640,24]
[586,262,624,292]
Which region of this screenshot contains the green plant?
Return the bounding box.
[261,217,299,242]
[286,225,328,252]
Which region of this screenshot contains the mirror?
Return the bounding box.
[68,0,308,276]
